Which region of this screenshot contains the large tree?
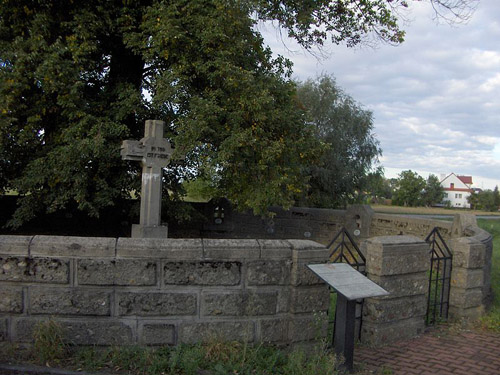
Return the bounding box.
[0,0,477,227]
[295,75,381,208]
[392,170,426,207]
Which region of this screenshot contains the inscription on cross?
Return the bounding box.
[121,120,172,238]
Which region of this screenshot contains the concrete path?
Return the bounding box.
[355,329,500,374]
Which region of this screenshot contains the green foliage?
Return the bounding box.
[392,170,426,207]
[468,188,500,212]
[421,174,445,207]
[295,75,381,208]
[477,219,500,331]
[32,319,68,364]
[71,341,338,375]
[364,169,393,202]
[0,0,472,226]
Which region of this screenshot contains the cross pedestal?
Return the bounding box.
[121,120,172,238]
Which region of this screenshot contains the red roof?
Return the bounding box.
[457,175,473,185]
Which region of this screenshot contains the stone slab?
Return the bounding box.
[14,318,134,345]
[0,257,69,284]
[449,287,483,309]
[307,263,389,300]
[451,268,484,289]
[260,318,289,343]
[450,238,485,269]
[179,321,255,344]
[247,260,291,285]
[0,236,32,255]
[257,240,292,259]
[163,261,241,285]
[29,288,111,316]
[203,239,260,260]
[361,318,425,346]
[30,236,115,257]
[117,238,202,259]
[140,322,175,345]
[117,292,197,316]
[363,295,427,323]
[368,273,428,299]
[77,259,157,286]
[290,286,330,313]
[0,288,23,313]
[201,291,277,316]
[288,313,328,342]
[0,318,7,341]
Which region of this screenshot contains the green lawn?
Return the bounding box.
[477,219,500,331]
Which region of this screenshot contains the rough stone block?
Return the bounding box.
[141,323,175,345]
[117,238,202,259]
[0,288,23,313]
[118,292,196,316]
[30,236,115,257]
[277,289,290,313]
[363,236,429,276]
[0,318,7,341]
[290,286,330,313]
[449,287,483,309]
[288,313,328,342]
[14,318,133,345]
[448,305,485,321]
[361,318,425,346]
[163,261,241,285]
[179,321,254,343]
[363,295,427,323]
[368,273,428,299]
[290,261,325,286]
[260,318,288,343]
[450,238,485,269]
[257,240,292,259]
[203,239,260,259]
[451,268,483,289]
[0,257,69,284]
[77,259,157,286]
[0,236,32,255]
[30,288,110,316]
[247,260,291,285]
[201,291,277,316]
[289,240,329,261]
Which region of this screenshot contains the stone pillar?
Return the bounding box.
[361,236,429,346]
[288,240,330,350]
[448,237,486,319]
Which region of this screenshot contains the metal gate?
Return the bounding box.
[425,227,452,325]
[327,227,366,344]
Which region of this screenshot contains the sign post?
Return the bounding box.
[307,263,389,372]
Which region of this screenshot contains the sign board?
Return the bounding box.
[307,263,389,300]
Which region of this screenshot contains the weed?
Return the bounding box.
[32,319,68,365]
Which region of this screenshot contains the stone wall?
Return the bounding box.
[369,213,453,239]
[0,236,330,347]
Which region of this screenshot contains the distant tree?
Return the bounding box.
[494,186,500,209]
[364,169,393,202]
[392,170,426,207]
[295,75,381,208]
[421,174,444,207]
[467,190,479,210]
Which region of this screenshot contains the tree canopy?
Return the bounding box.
[0,0,478,227]
[295,75,381,208]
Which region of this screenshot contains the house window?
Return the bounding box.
[455,194,459,198]
[451,183,454,189]
[459,194,462,198]
[444,193,448,198]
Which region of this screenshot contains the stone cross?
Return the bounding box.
[121,120,172,238]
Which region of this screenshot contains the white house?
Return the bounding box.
[440,173,473,208]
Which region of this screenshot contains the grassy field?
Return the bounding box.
[371,204,500,216]
[477,219,500,331]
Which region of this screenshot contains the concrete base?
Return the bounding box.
[131,224,169,238]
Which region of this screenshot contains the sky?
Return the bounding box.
[262,1,500,190]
